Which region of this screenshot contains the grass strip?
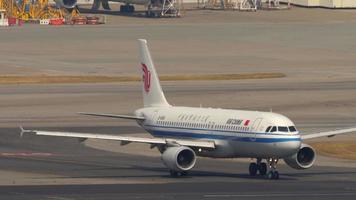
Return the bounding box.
[311,141,356,160]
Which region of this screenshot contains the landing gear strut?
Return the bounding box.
[248,158,267,176]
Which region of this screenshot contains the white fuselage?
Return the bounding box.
[135,106,301,159]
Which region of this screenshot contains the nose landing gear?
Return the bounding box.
[266,158,279,180]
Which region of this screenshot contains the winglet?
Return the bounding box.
[20,126,25,137]
[20,126,35,138]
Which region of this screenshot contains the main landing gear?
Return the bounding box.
[249,158,279,179]
[249,158,267,176]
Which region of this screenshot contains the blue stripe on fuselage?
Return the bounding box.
[145,124,298,137]
[148,129,301,143]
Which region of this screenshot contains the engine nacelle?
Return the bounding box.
[161,146,196,172]
[284,143,316,169]
[55,0,77,9]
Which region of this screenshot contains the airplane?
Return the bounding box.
[55,0,180,17]
[21,39,356,180]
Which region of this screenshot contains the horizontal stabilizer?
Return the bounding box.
[78,112,145,120]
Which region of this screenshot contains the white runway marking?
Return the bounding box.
[204,193,356,198]
[0,152,54,157]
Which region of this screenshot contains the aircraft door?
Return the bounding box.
[251,118,263,141]
[151,110,159,125]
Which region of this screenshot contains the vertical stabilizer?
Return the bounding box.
[138,39,170,107]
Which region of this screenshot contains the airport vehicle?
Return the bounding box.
[55,0,77,9]
[21,39,356,180]
[56,0,180,17]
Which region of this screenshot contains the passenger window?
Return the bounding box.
[270,126,277,132]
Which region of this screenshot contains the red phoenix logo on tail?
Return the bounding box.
[142,63,151,93]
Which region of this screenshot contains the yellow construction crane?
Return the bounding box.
[0,0,14,16]
[0,0,79,21]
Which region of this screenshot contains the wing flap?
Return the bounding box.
[301,127,356,140]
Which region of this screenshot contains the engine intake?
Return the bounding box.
[161,146,196,172]
[284,143,316,169]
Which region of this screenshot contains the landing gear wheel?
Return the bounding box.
[273,171,279,179]
[249,163,258,176]
[267,171,279,180]
[258,163,267,175]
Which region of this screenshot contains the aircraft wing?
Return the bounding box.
[301,127,356,140]
[78,112,145,120]
[20,128,215,149]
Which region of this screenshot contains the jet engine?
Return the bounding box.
[284,143,316,169]
[55,0,77,9]
[161,146,196,172]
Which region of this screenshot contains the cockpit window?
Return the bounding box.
[270,126,277,132]
[278,126,289,132]
[289,126,297,132]
[265,126,272,132]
